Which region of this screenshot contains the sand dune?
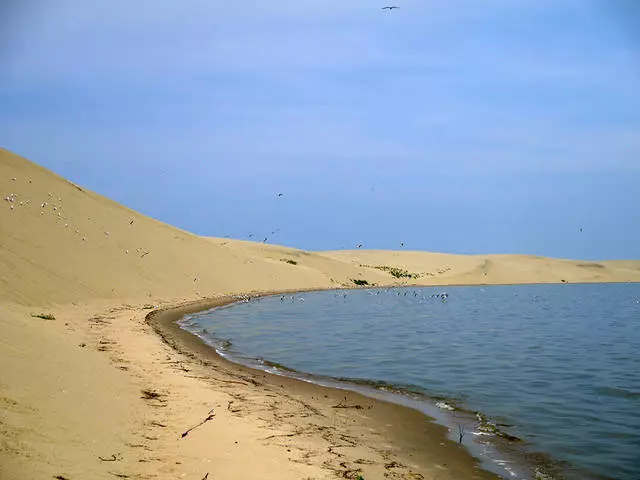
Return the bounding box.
[319,250,640,286]
[1,148,639,480]
[0,149,366,306]
[2,148,638,307]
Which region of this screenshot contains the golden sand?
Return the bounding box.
[1,148,638,479]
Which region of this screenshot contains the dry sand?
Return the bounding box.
[1,147,639,479]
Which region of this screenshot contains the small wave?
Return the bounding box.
[260,359,299,373]
[333,376,426,396]
[595,386,640,400]
[476,412,522,442]
[435,401,455,411]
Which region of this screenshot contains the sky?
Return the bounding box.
[1,0,639,259]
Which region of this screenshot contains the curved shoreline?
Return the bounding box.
[146,291,505,480]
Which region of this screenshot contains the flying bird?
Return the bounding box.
[382,6,400,10]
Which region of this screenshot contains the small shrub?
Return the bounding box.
[281,259,298,265]
[373,265,420,279]
[31,313,56,320]
[352,279,370,286]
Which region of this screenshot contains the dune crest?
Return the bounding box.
[2,148,638,308]
[1,148,639,480]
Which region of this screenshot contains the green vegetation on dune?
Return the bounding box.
[362,265,422,279]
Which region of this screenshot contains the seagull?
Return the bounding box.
[277,193,284,197]
[382,6,400,10]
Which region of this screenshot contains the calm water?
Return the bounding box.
[181,284,640,480]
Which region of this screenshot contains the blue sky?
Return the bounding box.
[1,0,639,259]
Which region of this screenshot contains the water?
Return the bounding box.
[180,284,640,480]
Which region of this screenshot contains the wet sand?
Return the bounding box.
[148,294,501,480]
[2,148,640,479]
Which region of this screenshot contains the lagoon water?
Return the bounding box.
[182,284,640,480]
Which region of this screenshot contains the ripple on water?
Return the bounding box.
[185,283,640,480]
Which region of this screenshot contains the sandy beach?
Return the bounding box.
[2,147,640,479]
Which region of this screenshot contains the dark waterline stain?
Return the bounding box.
[182,283,640,480]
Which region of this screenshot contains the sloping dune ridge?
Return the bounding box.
[2,147,639,306]
[1,147,639,480]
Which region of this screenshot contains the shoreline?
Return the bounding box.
[178,311,558,480]
[4,150,640,479]
[147,292,505,480]
[165,288,572,480]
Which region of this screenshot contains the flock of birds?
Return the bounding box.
[226,183,584,248]
[223,190,408,250]
[232,288,451,306]
[3,176,152,258]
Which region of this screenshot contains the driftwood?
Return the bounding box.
[98,454,119,462]
[181,409,215,438]
[332,397,364,410]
